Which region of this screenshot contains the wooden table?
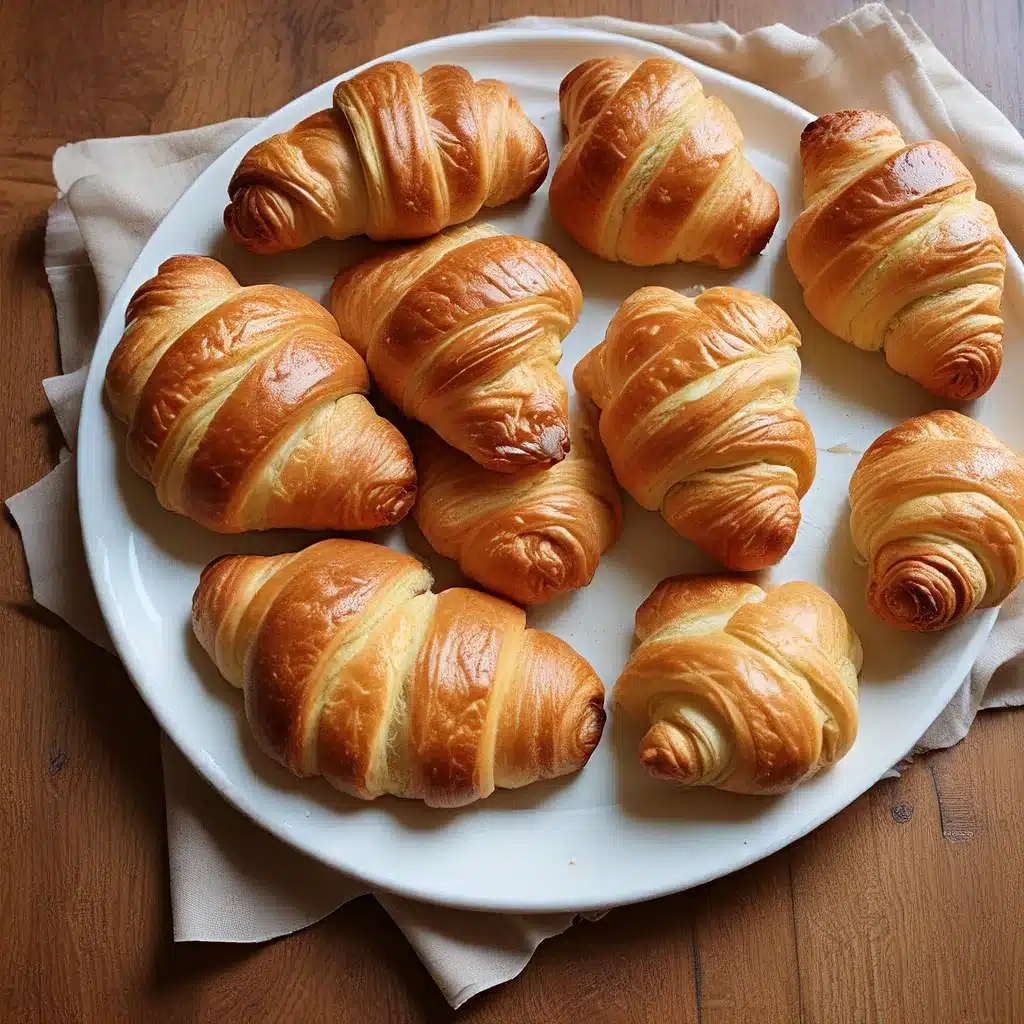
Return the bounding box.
[2,1,1021,1021]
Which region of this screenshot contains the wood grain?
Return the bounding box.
[1,1,1022,1021]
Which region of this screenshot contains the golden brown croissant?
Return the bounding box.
[787,110,1006,400]
[615,575,861,794]
[849,410,1024,632]
[104,255,416,532]
[225,61,549,253]
[192,539,606,807]
[549,57,779,267]
[412,403,623,605]
[575,286,816,571]
[332,223,581,473]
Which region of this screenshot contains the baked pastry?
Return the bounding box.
[412,402,623,605]
[849,410,1024,631]
[574,285,816,570]
[787,110,1006,400]
[225,61,549,253]
[615,575,861,794]
[104,255,416,532]
[549,57,779,267]
[192,539,606,807]
[332,223,581,473]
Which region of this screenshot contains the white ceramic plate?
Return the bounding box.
[77,26,1024,913]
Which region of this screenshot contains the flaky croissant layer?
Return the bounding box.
[192,540,606,807]
[615,576,862,795]
[550,57,779,267]
[332,224,581,474]
[575,285,815,570]
[849,410,1024,632]
[104,255,416,533]
[787,109,1006,400]
[225,61,549,253]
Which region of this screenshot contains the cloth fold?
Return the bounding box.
[7,4,1024,1008]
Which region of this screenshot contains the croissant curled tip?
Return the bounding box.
[577,695,608,761]
[197,551,234,583]
[800,109,898,150]
[557,56,603,101]
[721,508,802,572]
[369,475,419,526]
[869,558,971,632]
[490,423,570,472]
[639,721,704,785]
[920,343,1003,402]
[223,190,290,255]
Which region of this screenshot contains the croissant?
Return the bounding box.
[575,286,816,571]
[615,575,861,794]
[104,255,416,532]
[787,110,1006,400]
[412,402,623,605]
[549,57,779,267]
[192,539,606,807]
[849,410,1024,632]
[224,61,549,254]
[332,223,581,473]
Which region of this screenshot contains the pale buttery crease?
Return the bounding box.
[102,56,1020,802]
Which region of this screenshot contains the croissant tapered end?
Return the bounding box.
[797,109,900,202]
[883,289,1004,401]
[867,555,979,632]
[224,182,303,255]
[476,78,550,206]
[224,109,364,254]
[192,552,280,689]
[639,720,718,786]
[662,474,804,572]
[493,629,606,790]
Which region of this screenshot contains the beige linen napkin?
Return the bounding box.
[8,4,1024,1007]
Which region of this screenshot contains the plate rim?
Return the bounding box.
[75,23,999,913]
